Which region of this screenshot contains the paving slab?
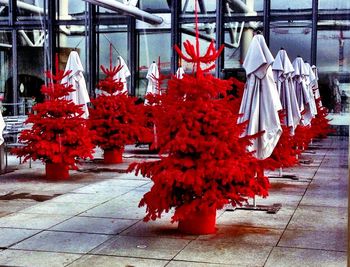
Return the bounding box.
[167,260,233,266]
[278,229,347,252]
[217,206,294,229]
[90,235,191,260]
[264,247,347,267]
[50,216,138,235]
[0,213,73,229]
[287,206,347,231]
[68,254,168,267]
[48,192,118,204]
[0,228,40,248]
[12,230,111,254]
[19,201,98,216]
[197,225,282,246]
[0,249,81,267]
[174,240,272,266]
[81,198,146,219]
[72,183,134,195]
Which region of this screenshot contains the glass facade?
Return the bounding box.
[0,0,349,124]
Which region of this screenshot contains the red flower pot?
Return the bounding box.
[45,162,69,180]
[178,207,217,235]
[104,148,123,164]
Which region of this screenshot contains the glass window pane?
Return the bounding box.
[58,27,87,88]
[58,0,86,20]
[137,32,171,98]
[17,32,46,115]
[97,25,128,81]
[16,0,46,21]
[271,0,311,10]
[0,2,9,21]
[316,25,350,118]
[224,0,263,16]
[269,21,312,62]
[181,0,216,13]
[0,31,12,115]
[319,0,350,10]
[139,0,170,11]
[224,20,262,70]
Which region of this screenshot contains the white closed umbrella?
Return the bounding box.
[0,110,5,145]
[146,61,159,95]
[238,34,282,160]
[304,62,318,116]
[62,51,90,119]
[311,65,322,106]
[114,55,131,94]
[272,49,301,135]
[292,57,313,126]
[176,66,185,79]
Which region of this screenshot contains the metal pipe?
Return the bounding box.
[83,0,163,25]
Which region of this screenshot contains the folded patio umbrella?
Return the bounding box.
[114,55,131,94]
[272,48,301,135]
[146,61,159,95]
[292,57,313,126]
[311,65,322,106]
[238,34,282,160]
[176,66,185,79]
[0,110,5,145]
[304,62,318,116]
[62,51,90,119]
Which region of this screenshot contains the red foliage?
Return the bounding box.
[14,68,94,169]
[310,99,333,139]
[88,65,153,151]
[129,37,268,222]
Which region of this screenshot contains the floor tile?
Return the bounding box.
[278,229,347,252]
[48,192,117,204]
[12,231,111,254]
[68,255,168,267]
[90,235,191,260]
[50,216,138,234]
[0,213,73,229]
[0,249,81,267]
[264,247,347,267]
[174,240,272,266]
[0,228,40,247]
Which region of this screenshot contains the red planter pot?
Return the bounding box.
[104,148,123,164]
[45,162,69,180]
[178,207,217,235]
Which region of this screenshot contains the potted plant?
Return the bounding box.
[89,65,152,164]
[14,62,94,179]
[129,33,269,234]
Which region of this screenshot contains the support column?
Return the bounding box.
[128,17,137,96]
[88,3,96,96]
[311,0,318,65]
[215,0,224,78]
[263,0,270,46]
[171,0,180,75]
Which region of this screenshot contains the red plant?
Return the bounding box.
[129,33,268,222]
[310,98,333,139]
[14,68,94,169]
[88,65,153,151]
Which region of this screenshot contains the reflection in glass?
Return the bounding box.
[16,0,46,21]
[181,0,216,13]
[317,26,350,117]
[137,32,170,98]
[269,21,312,62]
[139,0,170,11]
